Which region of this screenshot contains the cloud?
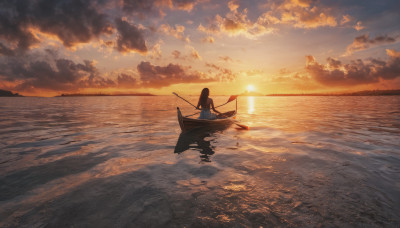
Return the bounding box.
[198,0,339,39]
[228,0,239,12]
[170,46,202,60]
[0,0,153,55]
[201,36,215,43]
[219,56,233,62]
[276,0,337,28]
[386,49,400,58]
[122,0,199,16]
[137,61,215,88]
[188,46,201,60]
[149,41,163,59]
[171,50,183,59]
[197,0,275,38]
[340,15,351,25]
[167,0,199,11]
[245,69,264,77]
[159,24,190,42]
[306,53,400,86]
[115,18,147,54]
[117,73,138,88]
[122,0,159,16]
[205,63,237,81]
[0,0,113,54]
[354,21,364,31]
[345,34,396,55]
[0,48,232,92]
[0,42,16,56]
[0,51,117,92]
[279,68,291,75]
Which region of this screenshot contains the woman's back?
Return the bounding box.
[200,98,212,110]
[197,88,220,120]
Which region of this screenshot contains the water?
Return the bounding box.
[0,96,399,227]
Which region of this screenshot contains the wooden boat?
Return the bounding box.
[177,107,236,132]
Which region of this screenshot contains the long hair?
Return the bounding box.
[199,88,209,107]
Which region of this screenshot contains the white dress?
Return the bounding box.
[199,109,217,120]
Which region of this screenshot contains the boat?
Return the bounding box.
[177,107,236,132]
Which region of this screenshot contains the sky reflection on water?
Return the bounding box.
[0,96,399,227]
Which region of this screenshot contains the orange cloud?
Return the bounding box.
[198,7,273,38]
[188,46,202,60]
[354,21,365,31]
[158,0,201,11]
[159,24,190,42]
[386,49,400,58]
[345,34,396,56]
[198,0,340,39]
[170,46,202,60]
[205,63,237,81]
[306,54,400,86]
[149,40,163,59]
[340,15,352,25]
[219,56,233,62]
[201,36,215,43]
[278,3,337,28]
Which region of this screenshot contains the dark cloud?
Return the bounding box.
[117,73,138,88]
[346,34,397,55]
[122,0,199,16]
[1,50,229,92]
[0,42,15,56]
[306,54,400,86]
[137,61,215,88]
[0,0,113,54]
[115,18,147,53]
[122,0,157,15]
[171,0,198,11]
[0,51,115,92]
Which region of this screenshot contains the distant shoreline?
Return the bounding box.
[56,93,156,97]
[265,90,400,96]
[1,89,400,97]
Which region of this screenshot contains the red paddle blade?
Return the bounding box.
[227,95,238,103]
[235,123,249,130]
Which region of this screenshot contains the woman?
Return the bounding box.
[196,88,221,119]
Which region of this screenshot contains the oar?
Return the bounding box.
[234,121,249,130]
[172,92,199,109]
[215,95,239,108]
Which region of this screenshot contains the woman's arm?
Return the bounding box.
[211,99,221,113]
[196,99,201,110]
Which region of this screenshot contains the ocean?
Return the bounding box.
[0,96,399,227]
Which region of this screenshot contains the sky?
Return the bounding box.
[0,0,400,96]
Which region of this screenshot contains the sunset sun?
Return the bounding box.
[247,85,255,92]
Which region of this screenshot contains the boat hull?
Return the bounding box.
[177,107,236,132]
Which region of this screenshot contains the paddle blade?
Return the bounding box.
[235,123,249,130]
[227,95,238,103]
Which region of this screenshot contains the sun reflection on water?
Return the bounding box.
[247,96,255,114]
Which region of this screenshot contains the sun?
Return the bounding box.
[247,85,255,92]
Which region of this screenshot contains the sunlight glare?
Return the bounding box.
[247,85,255,92]
[248,96,255,114]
